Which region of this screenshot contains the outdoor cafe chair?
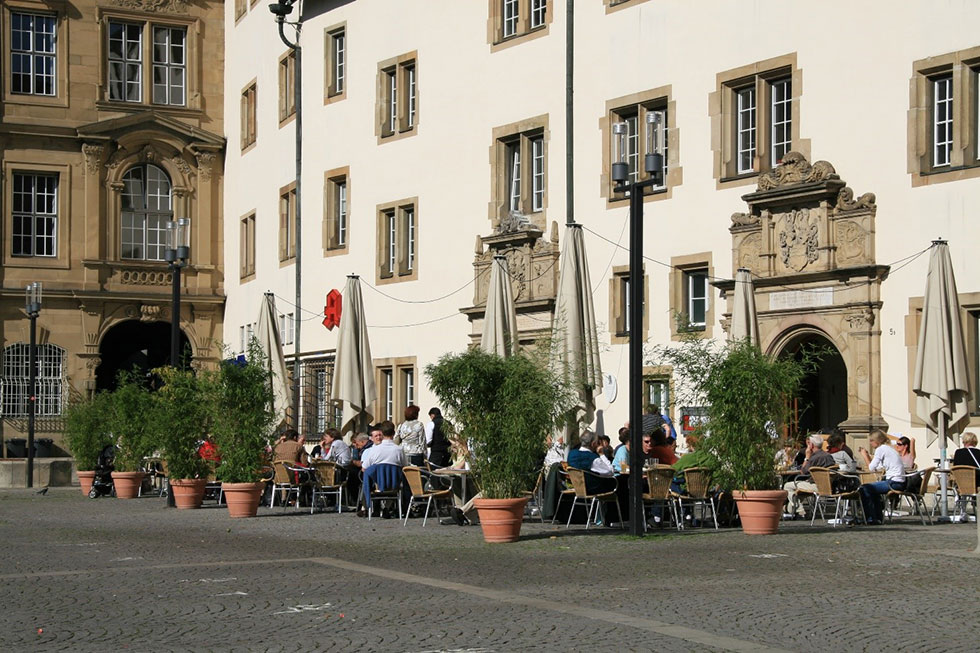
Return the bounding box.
[522,467,546,523]
[808,467,865,527]
[363,463,403,521]
[950,465,978,522]
[565,468,623,529]
[402,466,452,526]
[205,466,223,505]
[886,467,935,525]
[672,467,719,530]
[271,460,301,509]
[311,461,344,514]
[551,462,576,524]
[643,466,681,531]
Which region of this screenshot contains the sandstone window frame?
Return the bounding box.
[120,163,173,262]
[234,0,247,22]
[608,264,648,346]
[488,0,552,51]
[323,166,350,257]
[603,0,652,12]
[239,210,255,281]
[240,79,257,151]
[10,170,58,260]
[375,197,418,285]
[908,46,980,187]
[324,23,346,103]
[376,51,418,142]
[278,312,294,346]
[600,85,682,206]
[669,253,714,340]
[710,53,805,189]
[374,356,417,422]
[278,49,296,125]
[279,181,296,265]
[5,6,66,106]
[96,9,199,113]
[642,365,675,425]
[489,115,549,229]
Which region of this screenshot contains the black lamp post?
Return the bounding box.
[25,282,41,488]
[164,218,191,368]
[611,111,663,537]
[270,0,302,429]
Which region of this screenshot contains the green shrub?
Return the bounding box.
[151,367,212,481]
[62,392,113,471]
[106,371,157,472]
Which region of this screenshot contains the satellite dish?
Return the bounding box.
[602,373,618,403]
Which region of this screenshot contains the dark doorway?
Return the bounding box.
[780,332,848,438]
[95,320,189,391]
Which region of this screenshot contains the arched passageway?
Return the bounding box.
[95,320,189,391]
[777,331,848,438]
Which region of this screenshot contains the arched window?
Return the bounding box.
[0,344,66,417]
[120,163,172,260]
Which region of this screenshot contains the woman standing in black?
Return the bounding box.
[427,407,452,468]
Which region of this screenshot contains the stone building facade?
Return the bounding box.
[1,0,225,455]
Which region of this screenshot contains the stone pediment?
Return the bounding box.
[76,112,224,149]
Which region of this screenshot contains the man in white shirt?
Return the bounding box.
[857,430,908,525]
[359,421,407,470]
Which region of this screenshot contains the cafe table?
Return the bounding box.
[432,467,472,504]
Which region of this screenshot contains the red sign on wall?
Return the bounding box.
[322,289,342,330]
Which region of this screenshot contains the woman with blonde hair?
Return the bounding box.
[952,432,980,485]
[857,430,907,525]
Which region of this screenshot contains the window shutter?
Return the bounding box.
[279,195,288,260]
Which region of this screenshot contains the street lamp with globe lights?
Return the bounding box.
[164,217,191,369]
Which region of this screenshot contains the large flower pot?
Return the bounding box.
[474,497,529,543]
[734,489,788,535]
[77,471,96,497]
[170,478,208,510]
[222,482,265,518]
[111,471,145,499]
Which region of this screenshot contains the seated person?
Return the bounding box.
[597,435,614,462]
[857,429,907,525]
[612,435,630,473]
[318,428,352,466]
[952,431,980,484]
[893,435,917,471]
[273,429,307,465]
[782,434,836,518]
[646,428,678,466]
[613,427,630,456]
[827,432,857,473]
[349,433,372,469]
[567,430,616,494]
[359,421,405,470]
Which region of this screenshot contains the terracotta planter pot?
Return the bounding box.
[734,489,788,535]
[222,482,265,518]
[474,497,529,543]
[170,478,207,510]
[111,471,145,499]
[77,470,96,497]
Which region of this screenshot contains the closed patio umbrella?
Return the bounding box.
[481,255,519,357]
[332,275,377,436]
[729,268,760,346]
[912,240,971,521]
[551,224,603,432]
[256,292,292,426]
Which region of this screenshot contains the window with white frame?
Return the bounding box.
[326,26,345,98]
[12,172,58,257]
[240,81,257,150]
[11,12,56,97]
[669,255,713,339]
[375,360,417,421]
[608,101,668,197]
[933,74,953,168]
[503,0,519,38]
[644,376,670,416]
[685,269,708,328]
[377,200,418,283]
[279,183,296,262]
[120,164,172,261]
[770,78,792,167]
[279,312,294,346]
[240,212,255,278]
[531,0,547,28]
[493,0,550,44]
[609,264,647,344]
[499,129,545,216]
[735,86,756,175]
[1,343,65,417]
[402,367,415,408]
[107,20,186,106]
[378,54,417,139]
[325,173,349,251]
[382,368,394,421]
[279,49,296,122]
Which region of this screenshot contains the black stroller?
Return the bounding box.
[89,444,116,498]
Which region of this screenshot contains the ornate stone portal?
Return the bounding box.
[461,213,560,346]
[718,152,889,445]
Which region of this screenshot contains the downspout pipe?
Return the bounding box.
[565,0,574,226]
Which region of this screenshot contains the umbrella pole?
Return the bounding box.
[939,417,949,520]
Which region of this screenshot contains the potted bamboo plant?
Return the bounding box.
[659,338,810,534]
[106,371,157,499]
[62,391,113,496]
[151,367,213,509]
[209,344,277,518]
[426,348,572,542]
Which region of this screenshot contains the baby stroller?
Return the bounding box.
[89,444,116,498]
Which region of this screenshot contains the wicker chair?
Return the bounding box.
[886,467,935,525]
[950,465,978,522]
[551,462,576,524]
[673,467,718,530]
[565,468,622,529]
[808,467,865,527]
[311,461,344,514]
[522,467,546,523]
[401,466,453,526]
[271,460,301,509]
[643,466,680,531]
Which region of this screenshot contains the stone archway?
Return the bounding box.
[95,320,189,391]
[717,153,889,448]
[771,327,848,437]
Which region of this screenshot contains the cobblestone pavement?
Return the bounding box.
[1,488,978,652]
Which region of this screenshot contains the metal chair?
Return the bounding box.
[673,467,718,530]
[950,465,978,522]
[565,468,622,529]
[522,467,546,523]
[271,460,301,509]
[401,466,452,526]
[808,467,865,527]
[311,461,344,514]
[643,466,681,531]
[551,462,576,524]
[363,463,403,521]
[886,467,935,525]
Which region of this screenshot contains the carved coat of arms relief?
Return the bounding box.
[777,208,820,272]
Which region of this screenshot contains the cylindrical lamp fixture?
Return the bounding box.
[176,217,190,261]
[25,282,42,316]
[644,111,663,183]
[163,220,177,263]
[611,121,629,184]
